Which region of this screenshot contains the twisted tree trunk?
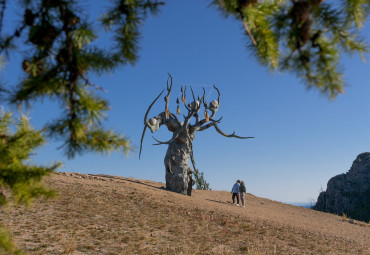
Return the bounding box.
[164,128,195,196]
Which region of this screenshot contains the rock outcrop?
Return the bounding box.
[313,152,370,222]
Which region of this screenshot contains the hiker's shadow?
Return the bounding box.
[205,199,231,206]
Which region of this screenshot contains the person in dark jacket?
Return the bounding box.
[239,180,246,208]
[231,180,240,206]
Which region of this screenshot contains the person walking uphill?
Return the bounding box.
[231,180,240,206]
[239,180,246,208]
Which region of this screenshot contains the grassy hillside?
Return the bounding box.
[1,173,369,254]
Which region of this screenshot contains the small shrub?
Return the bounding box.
[193,169,211,190]
[341,213,349,222]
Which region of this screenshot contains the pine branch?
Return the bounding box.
[0,111,59,206]
[214,0,370,98]
[100,0,164,64]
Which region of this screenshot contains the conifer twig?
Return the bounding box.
[242,19,257,46]
[82,77,108,93]
[0,0,6,35]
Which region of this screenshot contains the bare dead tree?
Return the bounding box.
[140,74,254,196]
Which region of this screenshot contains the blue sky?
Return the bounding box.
[1,0,370,203]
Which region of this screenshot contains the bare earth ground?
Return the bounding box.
[1,172,369,255]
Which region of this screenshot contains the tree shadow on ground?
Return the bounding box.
[88,174,165,191]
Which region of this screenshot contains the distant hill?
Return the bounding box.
[313,152,370,222]
[1,172,369,254]
[285,202,314,208]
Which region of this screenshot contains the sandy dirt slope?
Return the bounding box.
[1,172,369,254]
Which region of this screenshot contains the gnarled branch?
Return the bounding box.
[213,122,254,139]
[213,84,220,107]
[181,86,191,112]
[152,111,195,145]
[164,73,173,118]
[139,125,148,159]
[195,85,221,125]
[170,112,180,124]
[194,116,223,131]
[198,122,214,132]
[139,89,165,159]
[144,89,165,125]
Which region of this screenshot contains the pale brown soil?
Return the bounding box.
[1,172,369,254]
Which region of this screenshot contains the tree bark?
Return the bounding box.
[164,129,195,196]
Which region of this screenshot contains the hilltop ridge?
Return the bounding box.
[1,172,369,254]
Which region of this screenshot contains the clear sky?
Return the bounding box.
[2,0,370,203]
